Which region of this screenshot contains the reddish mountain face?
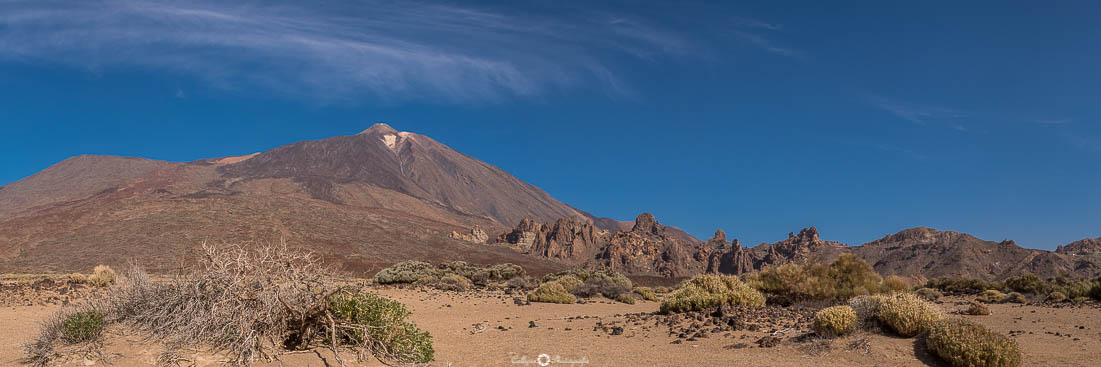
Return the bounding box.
[0,124,621,274]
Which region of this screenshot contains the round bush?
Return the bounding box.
[327,291,434,363]
[374,261,436,284]
[89,265,116,287]
[849,294,888,324]
[813,305,858,337]
[1002,292,1026,304]
[61,310,105,343]
[916,287,943,301]
[1048,291,1067,303]
[977,290,1006,304]
[528,281,577,304]
[659,275,765,313]
[633,287,658,301]
[926,319,1021,367]
[615,293,637,304]
[876,293,943,337]
[966,302,990,316]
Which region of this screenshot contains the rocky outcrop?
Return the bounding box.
[493,217,610,263]
[1056,237,1101,256]
[448,225,489,243]
[706,230,754,275]
[750,227,848,269]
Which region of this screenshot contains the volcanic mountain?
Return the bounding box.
[0,124,684,274]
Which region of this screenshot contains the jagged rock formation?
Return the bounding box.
[1056,237,1101,256]
[750,227,849,269]
[448,225,489,243]
[705,230,754,275]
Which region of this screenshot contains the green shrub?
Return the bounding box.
[1004,274,1047,295]
[633,287,658,301]
[813,306,857,337]
[875,293,943,337]
[660,275,765,313]
[1047,291,1067,303]
[374,261,436,284]
[966,302,990,316]
[327,291,434,363]
[615,293,637,304]
[926,319,1021,367]
[927,277,991,294]
[88,265,116,287]
[1001,292,1026,304]
[977,290,1006,304]
[1072,296,1090,303]
[746,254,886,302]
[528,281,577,304]
[916,287,943,301]
[61,311,105,343]
[470,263,526,286]
[554,275,584,293]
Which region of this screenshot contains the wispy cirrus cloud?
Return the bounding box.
[726,16,796,57]
[1037,118,1072,125]
[866,95,968,130]
[0,0,710,102]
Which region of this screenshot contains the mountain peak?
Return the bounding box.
[358,123,399,135]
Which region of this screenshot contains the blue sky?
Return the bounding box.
[1,0,1098,249]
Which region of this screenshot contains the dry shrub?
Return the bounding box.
[813,305,857,337]
[977,290,1006,304]
[434,274,473,291]
[653,286,673,294]
[659,275,765,314]
[926,319,1021,367]
[554,275,584,293]
[916,287,943,301]
[848,294,888,325]
[26,244,433,367]
[527,281,576,304]
[88,265,115,287]
[1048,291,1067,303]
[615,293,637,304]
[966,302,990,316]
[926,277,992,294]
[66,273,88,284]
[542,269,633,299]
[633,287,658,301]
[882,276,909,293]
[1001,292,1026,304]
[875,293,943,337]
[24,303,104,367]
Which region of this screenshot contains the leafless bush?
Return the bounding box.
[26,243,433,366]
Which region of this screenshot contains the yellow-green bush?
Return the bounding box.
[966,302,990,316]
[435,274,473,291]
[659,275,765,313]
[746,254,888,302]
[1048,291,1067,303]
[916,287,943,301]
[977,290,1006,303]
[61,311,105,343]
[927,277,993,294]
[875,293,943,337]
[813,305,858,337]
[88,265,116,287]
[554,275,584,293]
[654,286,673,294]
[615,293,637,304]
[374,261,436,284]
[1002,292,1026,304]
[528,281,577,304]
[633,286,658,301]
[926,319,1021,367]
[882,276,909,292]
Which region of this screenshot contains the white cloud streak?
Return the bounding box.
[0,0,705,102]
[866,95,967,129]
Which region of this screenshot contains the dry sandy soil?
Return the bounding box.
[1,281,1099,367]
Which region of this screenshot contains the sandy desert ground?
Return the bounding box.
[2,281,1099,367]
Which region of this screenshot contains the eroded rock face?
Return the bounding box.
[1056,237,1101,256]
[706,230,754,275]
[751,227,847,269]
[449,225,489,244]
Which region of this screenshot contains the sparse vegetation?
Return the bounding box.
[633,286,658,301]
[615,293,637,304]
[875,292,943,337]
[26,244,434,367]
[882,276,909,293]
[653,286,673,294]
[966,302,990,316]
[926,319,1021,367]
[916,287,943,301]
[660,274,765,313]
[527,281,577,304]
[60,310,105,343]
[66,273,88,284]
[848,294,887,325]
[88,265,115,287]
[977,290,1007,303]
[926,277,993,294]
[745,254,896,303]
[374,260,436,284]
[540,269,634,300]
[1002,292,1026,304]
[813,305,857,337]
[373,260,526,291]
[1048,291,1067,303]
